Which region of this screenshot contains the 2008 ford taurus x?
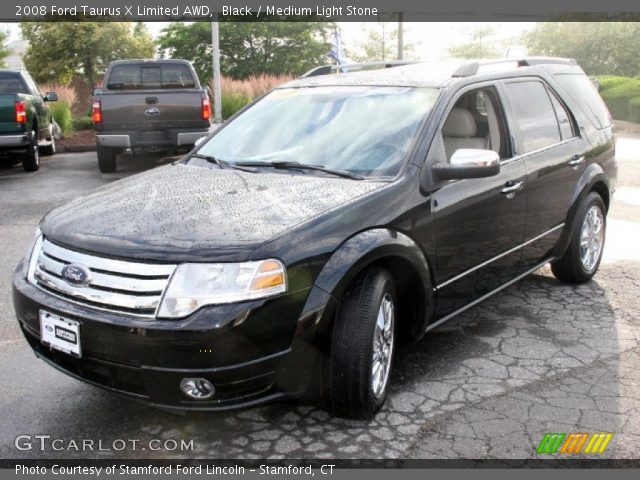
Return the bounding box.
[13,58,616,419]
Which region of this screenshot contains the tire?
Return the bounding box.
[551,192,606,284]
[22,130,39,172]
[322,267,397,419]
[40,125,56,156]
[97,146,117,173]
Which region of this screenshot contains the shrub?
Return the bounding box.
[39,84,77,136]
[210,74,295,119]
[598,76,640,122]
[48,102,73,135]
[72,116,93,131]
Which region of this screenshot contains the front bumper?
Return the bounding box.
[13,267,324,411]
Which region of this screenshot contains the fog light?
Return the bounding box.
[180,378,215,400]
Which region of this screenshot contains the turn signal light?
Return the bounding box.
[15,101,26,123]
[202,96,211,120]
[92,100,102,123]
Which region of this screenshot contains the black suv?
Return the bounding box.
[13,58,616,419]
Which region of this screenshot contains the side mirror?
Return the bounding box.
[193,136,207,149]
[432,149,500,180]
[44,92,57,102]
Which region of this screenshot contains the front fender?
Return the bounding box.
[283,228,434,395]
[313,228,432,299]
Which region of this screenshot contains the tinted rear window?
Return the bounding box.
[0,72,28,94]
[106,64,196,90]
[553,73,612,129]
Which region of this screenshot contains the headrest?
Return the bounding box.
[442,108,477,138]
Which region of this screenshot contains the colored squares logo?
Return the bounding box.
[537,432,612,455]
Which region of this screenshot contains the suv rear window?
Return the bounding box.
[0,72,28,94]
[553,73,612,129]
[106,63,196,90]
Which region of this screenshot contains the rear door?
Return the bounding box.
[500,79,586,266]
[101,63,204,128]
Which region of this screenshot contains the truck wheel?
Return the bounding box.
[22,130,40,172]
[97,147,117,173]
[322,267,396,419]
[551,192,606,284]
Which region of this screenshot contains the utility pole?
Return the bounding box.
[397,13,404,60]
[211,14,222,124]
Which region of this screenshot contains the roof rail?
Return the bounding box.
[452,57,577,78]
[300,60,417,78]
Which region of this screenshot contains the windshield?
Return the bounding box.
[194,86,439,178]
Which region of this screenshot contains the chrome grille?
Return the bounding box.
[31,239,176,318]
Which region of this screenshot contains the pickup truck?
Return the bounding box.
[0,69,57,172]
[92,59,211,173]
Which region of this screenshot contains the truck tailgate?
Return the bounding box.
[0,94,17,125]
[100,90,205,128]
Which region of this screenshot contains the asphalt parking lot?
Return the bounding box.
[0,137,639,460]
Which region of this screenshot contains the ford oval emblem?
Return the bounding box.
[144,107,160,116]
[61,264,91,286]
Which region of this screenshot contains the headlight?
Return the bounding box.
[22,227,43,283]
[157,259,287,318]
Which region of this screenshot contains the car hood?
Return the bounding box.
[41,163,385,262]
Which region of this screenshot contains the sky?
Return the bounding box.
[1,21,536,60]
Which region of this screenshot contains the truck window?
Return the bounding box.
[504,80,561,153]
[106,64,196,90]
[0,73,28,94]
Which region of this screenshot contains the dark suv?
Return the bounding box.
[13,58,616,419]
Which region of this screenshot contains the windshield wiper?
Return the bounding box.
[191,154,257,173]
[234,161,364,180]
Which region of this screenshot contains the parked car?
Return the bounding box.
[0,69,57,172]
[13,58,616,419]
[92,59,211,173]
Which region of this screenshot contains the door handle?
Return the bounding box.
[501,180,524,198]
[568,155,585,168]
[145,96,159,105]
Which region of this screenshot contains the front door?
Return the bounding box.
[429,85,528,319]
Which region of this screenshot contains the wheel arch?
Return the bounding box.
[554,163,611,258]
[309,228,434,345]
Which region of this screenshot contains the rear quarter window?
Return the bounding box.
[553,73,612,129]
[106,63,196,90]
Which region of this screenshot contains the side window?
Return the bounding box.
[23,73,41,97]
[441,87,510,161]
[504,81,561,153]
[548,91,576,140]
[554,73,612,129]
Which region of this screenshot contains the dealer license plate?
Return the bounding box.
[39,310,81,358]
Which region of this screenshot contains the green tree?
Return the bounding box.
[449,26,501,59]
[157,22,333,82]
[0,31,11,67]
[523,22,640,76]
[21,22,156,86]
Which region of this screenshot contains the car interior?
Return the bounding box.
[442,88,510,161]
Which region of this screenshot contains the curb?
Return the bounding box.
[59,144,97,153]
